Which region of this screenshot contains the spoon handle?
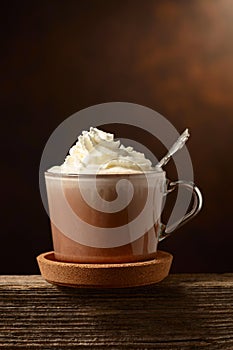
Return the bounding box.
[157,129,190,168]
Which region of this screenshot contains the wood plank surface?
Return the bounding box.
[0,274,233,349]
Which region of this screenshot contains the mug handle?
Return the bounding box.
[159,180,203,241]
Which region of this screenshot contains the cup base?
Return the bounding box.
[53,251,158,264]
[37,251,173,288]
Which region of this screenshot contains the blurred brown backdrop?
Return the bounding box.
[1,0,233,273]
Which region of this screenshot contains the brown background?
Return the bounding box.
[1,0,233,274]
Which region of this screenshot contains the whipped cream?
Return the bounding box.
[48,127,157,174]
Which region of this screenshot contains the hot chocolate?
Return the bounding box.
[45,127,203,264]
[45,127,166,263]
[45,171,165,263]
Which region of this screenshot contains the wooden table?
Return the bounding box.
[1,274,233,349]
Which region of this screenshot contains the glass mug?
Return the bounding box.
[45,170,203,263]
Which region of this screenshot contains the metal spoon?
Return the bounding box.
[157,129,190,168]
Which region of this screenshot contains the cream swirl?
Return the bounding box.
[49,127,155,174]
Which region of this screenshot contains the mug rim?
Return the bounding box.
[44,168,166,179]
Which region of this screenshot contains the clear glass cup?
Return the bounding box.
[45,170,202,263]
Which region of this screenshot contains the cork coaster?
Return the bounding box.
[37,251,173,288]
